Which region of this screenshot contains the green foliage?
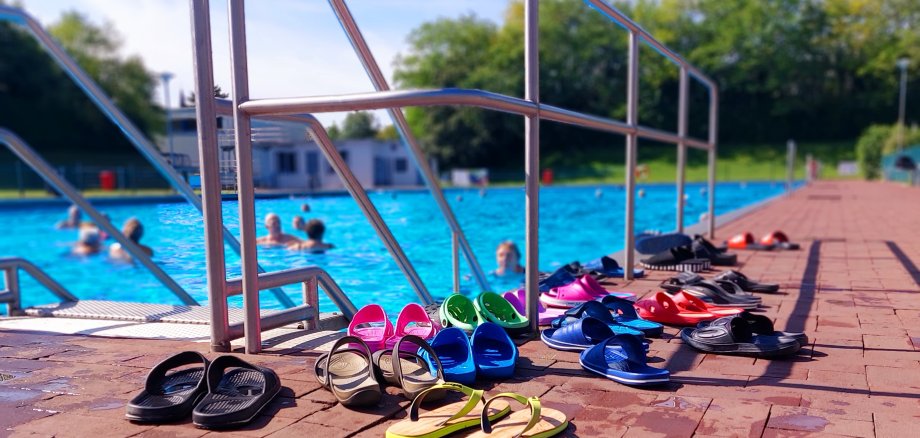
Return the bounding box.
[376,124,399,141]
[326,123,342,141]
[393,0,920,169]
[339,111,378,139]
[856,125,894,179]
[0,9,162,163]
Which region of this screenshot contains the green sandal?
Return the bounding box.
[439,294,484,333]
[386,383,511,438]
[474,291,529,334]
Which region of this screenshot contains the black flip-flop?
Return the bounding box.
[714,270,780,293]
[125,351,209,423]
[680,317,801,358]
[698,313,808,346]
[192,355,281,429]
[660,272,704,293]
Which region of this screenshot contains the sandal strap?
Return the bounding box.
[392,335,444,388]
[145,351,209,393]
[324,335,372,389]
[480,393,542,437]
[408,382,483,426]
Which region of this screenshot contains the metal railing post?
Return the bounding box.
[302,277,319,331]
[623,31,639,280]
[452,232,460,295]
[327,0,491,293]
[4,267,21,316]
[676,67,688,233]
[707,87,718,238]
[228,0,262,354]
[524,0,540,335]
[786,139,796,192]
[190,0,231,352]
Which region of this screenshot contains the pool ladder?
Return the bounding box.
[193,0,720,352]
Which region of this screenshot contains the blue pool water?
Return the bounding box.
[0,182,789,315]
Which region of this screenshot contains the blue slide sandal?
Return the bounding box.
[601,295,664,337]
[579,334,670,386]
[541,317,617,351]
[550,301,645,337]
[425,327,476,385]
[471,322,518,380]
[583,256,645,278]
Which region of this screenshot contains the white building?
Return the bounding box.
[157,107,432,191]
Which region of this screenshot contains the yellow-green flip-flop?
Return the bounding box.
[386,383,510,438]
[467,393,569,438]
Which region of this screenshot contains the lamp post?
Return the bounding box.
[897,58,909,152]
[160,72,175,165]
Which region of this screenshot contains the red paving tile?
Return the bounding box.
[2,181,920,437]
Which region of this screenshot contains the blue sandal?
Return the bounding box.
[579,334,669,386]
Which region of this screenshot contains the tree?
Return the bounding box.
[376,124,399,141]
[340,111,378,139]
[326,123,342,141]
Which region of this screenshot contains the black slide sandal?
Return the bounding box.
[125,351,209,423]
[715,270,780,293]
[698,313,808,346]
[192,355,281,429]
[680,317,801,358]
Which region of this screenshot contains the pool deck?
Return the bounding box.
[2,180,920,437]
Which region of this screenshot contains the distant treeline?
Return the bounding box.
[394,0,920,168]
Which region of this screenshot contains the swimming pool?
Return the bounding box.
[0,182,790,315]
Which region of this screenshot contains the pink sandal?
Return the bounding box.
[384,303,437,349]
[503,288,564,325]
[348,304,394,352]
[578,275,636,302]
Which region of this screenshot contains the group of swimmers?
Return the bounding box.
[57,205,151,261]
[256,212,333,253]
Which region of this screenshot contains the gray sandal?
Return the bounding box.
[313,336,382,407]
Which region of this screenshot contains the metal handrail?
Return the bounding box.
[0,6,295,309]
[328,0,490,293]
[0,128,198,306]
[1,257,77,315]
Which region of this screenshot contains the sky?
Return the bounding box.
[17,0,510,126]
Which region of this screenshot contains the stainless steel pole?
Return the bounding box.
[786,139,795,192]
[707,87,718,239]
[228,0,262,354]
[452,232,460,295]
[623,32,639,280]
[327,0,491,293]
[676,67,688,233]
[161,72,175,164]
[524,0,540,335]
[190,0,231,352]
[4,266,20,315]
[898,61,909,152]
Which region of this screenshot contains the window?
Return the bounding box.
[277,152,296,173]
[327,150,349,174]
[395,158,408,173]
[170,118,197,133]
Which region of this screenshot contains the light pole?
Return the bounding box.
[897,58,909,152]
[160,72,175,165]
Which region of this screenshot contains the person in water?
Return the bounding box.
[287,218,334,253]
[56,205,82,229]
[494,240,525,276]
[109,217,153,261]
[256,213,300,246]
[72,227,102,256]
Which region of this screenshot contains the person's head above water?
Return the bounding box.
[292,215,305,231]
[305,219,325,240]
[264,213,281,234]
[67,205,81,223]
[495,240,524,275]
[78,227,101,248]
[123,217,144,243]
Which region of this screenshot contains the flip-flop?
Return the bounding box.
[600,295,664,337]
[439,294,484,333]
[474,292,529,334]
[313,336,382,407]
[579,334,670,386]
[760,231,801,250]
[385,383,511,438]
[424,327,477,385]
[192,355,281,429]
[633,292,721,326]
[578,275,637,302]
[698,313,808,346]
[583,256,646,278]
[670,291,745,316]
[467,393,569,438]
[540,317,617,351]
[635,232,692,255]
[386,303,438,350]
[679,316,801,358]
[392,335,446,400]
[348,304,395,353]
[550,301,645,336]
[714,270,780,293]
[639,246,711,272]
[725,232,775,250]
[503,288,565,325]
[125,351,210,423]
[471,322,518,380]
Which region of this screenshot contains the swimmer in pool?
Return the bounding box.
[109,217,153,261]
[493,240,525,276]
[56,205,82,229]
[256,213,301,246]
[287,219,334,253]
[72,227,102,256]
